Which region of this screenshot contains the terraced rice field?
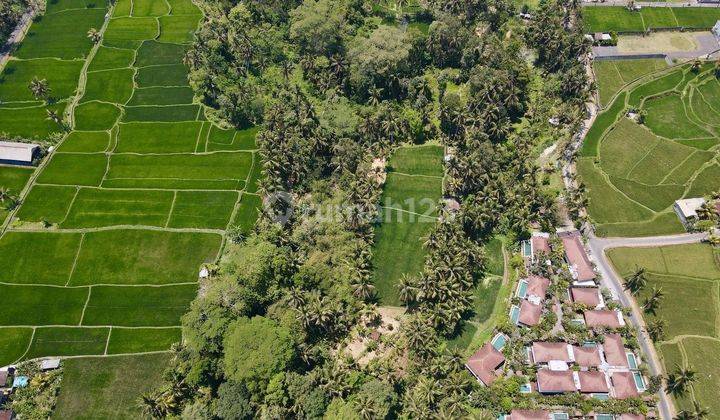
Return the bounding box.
[372,144,443,305]
[608,244,720,415]
[0,0,261,363]
[580,62,720,237]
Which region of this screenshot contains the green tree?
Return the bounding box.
[223,316,296,396]
[215,381,253,420]
[290,0,346,56]
[347,25,411,99]
[29,77,50,100]
[624,266,647,296]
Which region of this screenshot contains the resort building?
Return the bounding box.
[522,232,551,264]
[536,369,577,394]
[577,370,610,394]
[601,334,630,369]
[465,342,505,386]
[570,287,604,309]
[518,299,543,327]
[530,342,573,364]
[673,197,707,229]
[572,344,602,368]
[558,231,596,283]
[0,141,39,166]
[610,371,640,399]
[584,309,625,329]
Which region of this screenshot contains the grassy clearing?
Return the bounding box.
[0,328,33,366]
[70,230,222,285]
[106,327,180,354]
[53,354,171,420]
[373,145,443,305]
[608,244,720,414]
[26,327,110,359]
[82,284,197,326]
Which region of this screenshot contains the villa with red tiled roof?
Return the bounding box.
[611,371,640,399]
[509,409,552,420]
[559,231,596,283]
[577,371,609,394]
[526,275,551,298]
[584,309,624,328]
[602,334,630,368]
[570,287,603,308]
[531,342,572,364]
[518,299,543,326]
[465,342,505,386]
[536,369,577,394]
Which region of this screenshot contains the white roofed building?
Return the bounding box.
[674,197,706,229]
[0,141,40,166]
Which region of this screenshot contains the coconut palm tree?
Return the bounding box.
[666,365,697,396]
[46,109,62,126]
[646,318,667,342]
[0,187,11,204]
[643,286,664,315]
[398,274,419,306]
[624,266,647,296]
[690,400,710,419]
[28,77,50,100]
[351,277,375,301]
[87,27,101,43]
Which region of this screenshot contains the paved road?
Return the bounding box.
[0,9,35,71]
[587,231,707,420]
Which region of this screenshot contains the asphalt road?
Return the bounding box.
[587,231,708,420]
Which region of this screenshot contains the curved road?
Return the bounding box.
[587,231,708,420]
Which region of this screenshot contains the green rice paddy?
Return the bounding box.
[372,144,444,305]
[609,244,720,415]
[580,62,720,237]
[0,0,261,362]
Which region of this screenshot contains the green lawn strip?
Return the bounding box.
[25,327,110,359]
[0,103,66,139]
[134,41,188,67]
[14,8,106,60]
[581,91,626,157]
[104,17,159,49]
[122,104,200,122]
[158,15,201,44]
[57,131,111,153]
[672,8,720,29]
[69,230,222,286]
[52,353,171,420]
[231,193,261,234]
[0,328,33,366]
[74,101,121,130]
[82,68,135,104]
[115,121,202,153]
[471,276,503,324]
[643,93,712,140]
[0,58,84,102]
[15,185,77,224]
[60,188,174,228]
[126,86,194,106]
[0,165,33,194]
[82,284,198,326]
[484,237,504,277]
[37,153,107,186]
[131,0,170,17]
[166,190,238,229]
[88,46,136,72]
[106,327,181,354]
[640,7,677,28]
[103,152,253,190]
[135,63,189,87]
[0,231,82,285]
[0,284,88,325]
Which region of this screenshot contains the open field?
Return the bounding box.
[372,144,443,305]
[608,244,720,414]
[593,59,667,107]
[583,7,720,33]
[617,32,701,54]
[580,63,720,237]
[52,353,171,419]
[0,0,263,362]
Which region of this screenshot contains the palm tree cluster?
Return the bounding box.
[28,77,50,101]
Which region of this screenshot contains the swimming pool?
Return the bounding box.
[516,279,528,298]
[491,333,508,350]
[626,352,639,370]
[510,305,520,325]
[633,371,646,391]
[522,240,532,258]
[595,414,613,420]
[519,383,532,393]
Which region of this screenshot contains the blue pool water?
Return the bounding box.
[510,305,520,325]
[626,352,638,369]
[516,280,528,298]
[491,333,508,350]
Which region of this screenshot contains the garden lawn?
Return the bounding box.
[53,354,171,420]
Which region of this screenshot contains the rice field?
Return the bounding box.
[0,0,262,362]
[372,144,444,305]
[608,244,720,415]
[580,62,720,237]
